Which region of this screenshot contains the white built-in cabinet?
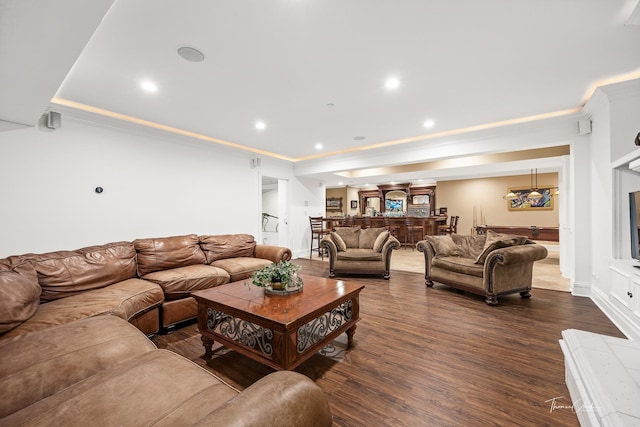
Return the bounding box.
[602,149,640,340]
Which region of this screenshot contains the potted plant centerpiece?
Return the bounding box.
[251,260,303,294]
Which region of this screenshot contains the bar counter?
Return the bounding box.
[324,216,448,239]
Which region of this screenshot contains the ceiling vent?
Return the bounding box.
[177,46,205,62]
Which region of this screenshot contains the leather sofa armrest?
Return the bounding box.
[484,243,548,267]
[321,236,337,269]
[416,239,436,286]
[416,239,436,262]
[381,235,400,276]
[253,245,292,263]
[381,235,400,254]
[195,371,332,427]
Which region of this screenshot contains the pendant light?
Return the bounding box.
[527,168,542,202]
[503,191,518,200]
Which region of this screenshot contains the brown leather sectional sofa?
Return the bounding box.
[0,233,291,339]
[0,234,333,425]
[0,315,332,426]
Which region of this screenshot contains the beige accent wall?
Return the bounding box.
[436,173,559,235]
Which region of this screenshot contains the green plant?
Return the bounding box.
[251,260,302,288]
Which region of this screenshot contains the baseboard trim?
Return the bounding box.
[571,280,591,297]
[590,286,640,340]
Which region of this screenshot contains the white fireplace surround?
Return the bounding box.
[560,329,640,426]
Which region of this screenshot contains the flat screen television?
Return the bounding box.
[629,191,640,260]
[385,199,403,212]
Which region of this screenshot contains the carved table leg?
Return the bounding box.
[201,335,214,357]
[520,290,532,299]
[346,325,357,348]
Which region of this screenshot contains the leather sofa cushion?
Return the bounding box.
[425,235,458,257]
[2,349,238,426]
[373,230,390,252]
[451,234,486,259]
[199,234,256,264]
[359,227,386,249]
[33,242,137,302]
[336,248,383,261]
[141,265,229,300]
[333,227,361,248]
[134,234,206,276]
[0,264,40,334]
[0,316,156,419]
[432,256,484,278]
[160,297,198,328]
[0,254,40,269]
[211,257,272,282]
[475,230,528,264]
[330,232,347,251]
[0,279,163,340]
[195,371,333,427]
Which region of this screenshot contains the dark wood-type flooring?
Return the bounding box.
[153,259,624,427]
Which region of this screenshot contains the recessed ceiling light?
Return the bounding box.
[141,80,158,92]
[177,46,205,62]
[423,119,435,128]
[315,143,323,150]
[338,181,344,185]
[385,77,400,89]
[327,103,334,108]
[255,121,266,130]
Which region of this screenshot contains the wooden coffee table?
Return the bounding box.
[192,274,364,371]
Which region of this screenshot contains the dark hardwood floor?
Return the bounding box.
[153,259,624,427]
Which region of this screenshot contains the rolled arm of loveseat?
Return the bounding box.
[416,240,436,286]
[483,243,548,297]
[195,371,333,426]
[321,236,337,271]
[484,243,548,268]
[254,245,292,263]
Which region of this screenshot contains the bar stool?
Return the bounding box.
[309,216,330,260]
[404,217,424,249]
[438,216,459,235]
[384,217,400,239]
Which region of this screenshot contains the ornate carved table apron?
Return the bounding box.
[193,274,364,371]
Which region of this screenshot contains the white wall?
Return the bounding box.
[289,177,326,259]
[0,115,324,257]
[589,91,612,296]
[582,79,640,338]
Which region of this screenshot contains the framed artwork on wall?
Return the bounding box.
[326,197,343,211]
[350,200,358,209]
[507,187,554,211]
